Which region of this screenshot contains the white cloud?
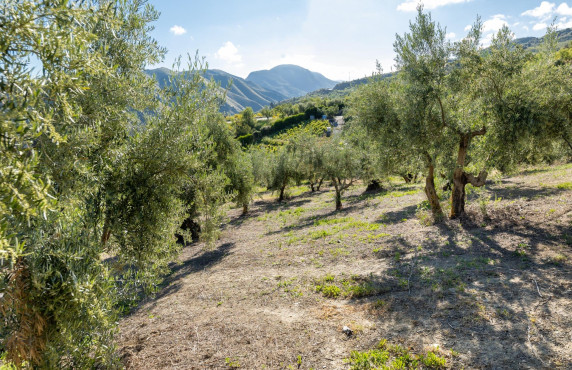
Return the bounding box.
[397,0,471,12]
[555,18,572,28]
[521,1,555,18]
[464,24,472,31]
[169,25,187,36]
[533,22,548,30]
[523,25,530,31]
[214,41,242,64]
[446,32,456,39]
[482,14,508,33]
[556,3,572,15]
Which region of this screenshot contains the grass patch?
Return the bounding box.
[385,189,422,198]
[314,275,382,299]
[314,216,353,226]
[310,229,337,239]
[550,254,567,265]
[278,207,306,218]
[556,182,572,190]
[346,339,447,369]
[315,284,341,298]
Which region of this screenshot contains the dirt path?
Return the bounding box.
[118,164,572,369]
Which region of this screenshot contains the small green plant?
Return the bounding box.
[478,192,490,218]
[315,284,341,298]
[225,357,241,368]
[373,299,386,309]
[515,243,529,258]
[346,282,377,298]
[324,273,335,282]
[550,254,567,265]
[310,229,335,239]
[556,182,572,190]
[346,339,447,369]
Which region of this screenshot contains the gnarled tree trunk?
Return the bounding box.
[450,131,487,219]
[424,159,443,219]
[309,179,316,192]
[332,178,343,210]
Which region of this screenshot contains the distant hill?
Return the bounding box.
[287,28,572,102]
[144,68,288,114]
[514,27,572,51]
[246,64,337,98]
[203,70,288,113]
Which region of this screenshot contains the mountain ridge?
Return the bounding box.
[246,64,337,98]
[145,64,337,114]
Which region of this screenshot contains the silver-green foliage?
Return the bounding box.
[0,0,230,366]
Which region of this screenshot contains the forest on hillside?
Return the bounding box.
[1,0,571,368]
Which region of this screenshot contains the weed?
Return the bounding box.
[315,284,341,298]
[515,243,529,259]
[330,247,350,257]
[556,182,572,190]
[310,229,335,239]
[550,254,567,265]
[373,299,386,309]
[279,207,306,218]
[346,339,447,369]
[225,357,240,368]
[314,275,381,299]
[346,281,377,298]
[314,217,353,227]
[496,308,511,319]
[324,273,335,282]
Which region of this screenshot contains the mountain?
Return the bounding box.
[144,68,288,114]
[203,70,288,114]
[284,28,572,102]
[514,27,572,51]
[246,64,337,98]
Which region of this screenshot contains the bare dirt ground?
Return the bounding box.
[118,164,572,369]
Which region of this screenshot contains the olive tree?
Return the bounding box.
[0,0,227,366]
[320,139,362,210]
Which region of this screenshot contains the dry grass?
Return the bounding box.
[118,163,572,369]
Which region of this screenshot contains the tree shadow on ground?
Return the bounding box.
[346,212,571,368]
[472,183,567,202]
[125,242,235,316]
[375,204,419,224]
[242,198,313,219]
[264,203,365,236]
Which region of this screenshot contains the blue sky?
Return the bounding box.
[147,1,572,80]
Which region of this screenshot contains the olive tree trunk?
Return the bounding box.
[334,184,342,210]
[424,161,443,219]
[278,185,286,202]
[450,131,487,219]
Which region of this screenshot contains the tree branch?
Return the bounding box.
[464,170,487,187]
[436,96,447,128]
[469,126,486,139]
